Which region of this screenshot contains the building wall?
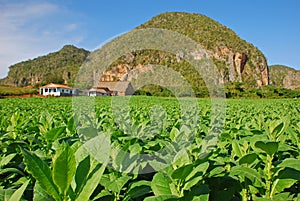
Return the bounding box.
[88,91,108,96]
[40,87,74,96]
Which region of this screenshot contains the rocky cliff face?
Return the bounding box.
[269,65,300,89]
[100,44,269,87]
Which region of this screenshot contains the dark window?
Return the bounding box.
[53,88,57,92]
[62,89,64,93]
[45,88,48,92]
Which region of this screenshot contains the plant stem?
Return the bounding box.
[242,188,248,201]
[265,155,273,198]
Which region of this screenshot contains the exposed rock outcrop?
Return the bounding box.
[269,65,300,89]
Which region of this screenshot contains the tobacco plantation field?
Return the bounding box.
[0,97,300,201]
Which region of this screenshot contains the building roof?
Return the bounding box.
[40,83,73,90]
[89,87,110,93]
[96,81,131,92]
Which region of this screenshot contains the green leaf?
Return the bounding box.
[271,168,300,195]
[33,182,55,201]
[171,164,193,180]
[52,143,76,196]
[183,175,203,191]
[272,192,293,201]
[125,180,152,200]
[230,166,262,184]
[101,174,131,193]
[78,127,98,141]
[91,189,111,200]
[0,154,17,168]
[172,149,190,167]
[183,184,210,201]
[169,127,179,142]
[8,180,29,201]
[207,166,225,177]
[83,134,110,164]
[271,121,284,137]
[21,149,62,201]
[186,162,209,181]
[232,141,243,157]
[45,127,66,143]
[277,158,300,171]
[0,168,25,176]
[144,195,178,201]
[75,162,106,201]
[239,153,257,166]
[151,172,172,196]
[254,141,278,156]
[0,188,15,201]
[74,156,90,194]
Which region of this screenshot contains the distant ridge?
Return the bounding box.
[0,45,89,86]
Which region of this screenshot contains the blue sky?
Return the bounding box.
[0,0,299,78]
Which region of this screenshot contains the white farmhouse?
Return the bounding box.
[40,83,78,96]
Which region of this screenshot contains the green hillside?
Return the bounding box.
[101,12,269,94]
[0,45,89,87]
[139,12,264,61]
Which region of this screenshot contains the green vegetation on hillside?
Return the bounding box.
[0,86,37,97]
[137,12,267,80]
[138,12,263,59]
[0,45,89,87]
[103,12,269,96]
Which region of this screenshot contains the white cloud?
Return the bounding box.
[0,1,86,78]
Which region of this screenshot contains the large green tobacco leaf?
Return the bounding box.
[83,134,110,164]
[100,173,131,193]
[0,180,30,201]
[0,154,17,168]
[75,162,106,201]
[232,141,243,157]
[124,180,151,200]
[183,184,210,201]
[172,149,190,167]
[269,118,289,140]
[239,153,257,166]
[45,127,66,143]
[277,158,300,171]
[8,180,29,201]
[185,162,209,181]
[151,172,172,196]
[52,142,76,196]
[171,164,193,180]
[230,166,262,185]
[254,141,278,156]
[0,188,15,201]
[21,149,62,201]
[144,195,178,201]
[271,168,300,195]
[33,182,55,201]
[74,156,90,194]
